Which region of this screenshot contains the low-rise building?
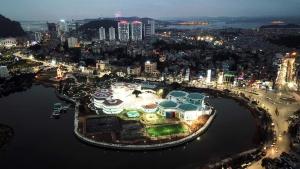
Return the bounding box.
[0,66,10,78]
[0,38,17,48]
[127,65,141,76]
[158,90,210,121]
[67,37,79,48]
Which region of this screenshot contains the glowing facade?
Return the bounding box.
[34,32,42,42]
[92,84,211,121]
[144,61,158,74]
[143,20,155,38]
[158,91,210,121]
[118,21,130,41]
[99,27,106,41]
[109,27,116,41]
[206,69,212,84]
[102,99,123,114]
[131,21,143,41]
[0,38,17,48]
[276,53,298,90]
[93,89,113,109]
[184,68,190,82]
[67,37,79,48]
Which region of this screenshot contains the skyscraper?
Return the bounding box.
[118,21,129,42]
[206,69,212,84]
[58,20,68,34]
[131,21,143,41]
[184,68,190,82]
[47,22,57,32]
[34,32,42,42]
[143,19,155,38]
[109,27,116,41]
[67,37,79,48]
[99,27,106,41]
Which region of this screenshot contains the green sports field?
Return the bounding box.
[146,124,188,137]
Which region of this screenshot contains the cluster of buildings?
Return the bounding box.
[158,90,211,121]
[99,20,155,42]
[92,83,211,121]
[275,52,298,90]
[0,38,17,48]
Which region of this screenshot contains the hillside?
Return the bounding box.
[0,15,26,38]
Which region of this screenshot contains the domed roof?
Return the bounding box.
[168,90,188,98]
[187,93,205,100]
[178,103,198,111]
[159,100,178,109]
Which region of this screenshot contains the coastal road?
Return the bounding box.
[14,51,74,71]
[229,88,300,169]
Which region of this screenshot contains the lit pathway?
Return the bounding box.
[14,51,74,71]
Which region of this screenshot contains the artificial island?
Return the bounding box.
[71,82,215,150]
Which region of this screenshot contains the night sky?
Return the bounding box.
[1,0,300,20]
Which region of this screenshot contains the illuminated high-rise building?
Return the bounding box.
[34,32,42,42]
[143,20,155,38]
[99,27,106,41]
[109,27,116,41]
[67,37,79,48]
[217,72,224,84]
[184,68,190,81]
[206,69,212,84]
[58,19,68,35]
[118,21,129,41]
[276,52,298,90]
[131,21,143,41]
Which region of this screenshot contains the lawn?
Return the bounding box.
[146,124,188,137]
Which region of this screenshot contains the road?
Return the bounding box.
[14,51,74,71]
[188,81,300,168]
[229,88,300,169]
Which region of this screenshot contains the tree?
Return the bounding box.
[132,90,142,98]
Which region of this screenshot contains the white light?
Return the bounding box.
[206,69,211,83]
[51,59,56,66]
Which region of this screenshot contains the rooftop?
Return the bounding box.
[159,100,178,109]
[169,90,188,98]
[93,91,112,100]
[187,93,205,100]
[103,99,123,106]
[178,103,198,111]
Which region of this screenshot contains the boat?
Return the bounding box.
[51,103,63,119]
[52,110,61,119]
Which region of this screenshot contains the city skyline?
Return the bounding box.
[1,0,300,21]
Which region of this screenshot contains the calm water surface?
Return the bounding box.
[0,85,258,169]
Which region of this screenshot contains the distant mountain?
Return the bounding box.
[260,24,300,29]
[0,15,25,38]
[78,19,118,31]
[78,17,163,39]
[78,17,165,32]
